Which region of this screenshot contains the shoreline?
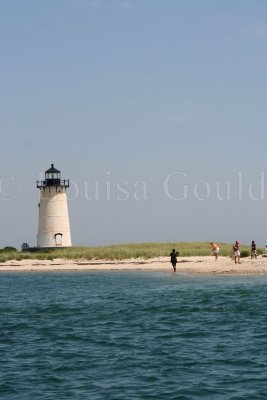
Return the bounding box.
[1,256,267,275]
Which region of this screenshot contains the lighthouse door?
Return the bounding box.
[54,233,63,246]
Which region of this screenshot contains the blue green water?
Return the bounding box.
[1,272,267,399]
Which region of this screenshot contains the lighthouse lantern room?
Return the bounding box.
[37,164,72,248]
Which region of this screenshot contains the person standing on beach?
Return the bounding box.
[251,241,257,259]
[210,242,220,260]
[233,241,241,264]
[170,249,179,272]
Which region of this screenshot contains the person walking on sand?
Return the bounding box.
[210,242,220,260]
[233,241,241,264]
[251,241,257,259]
[170,249,179,272]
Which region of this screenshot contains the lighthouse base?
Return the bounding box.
[37,232,72,248]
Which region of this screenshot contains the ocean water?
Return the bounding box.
[0,272,267,400]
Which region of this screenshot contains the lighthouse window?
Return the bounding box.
[45,172,60,180]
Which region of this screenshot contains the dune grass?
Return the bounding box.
[0,242,257,263]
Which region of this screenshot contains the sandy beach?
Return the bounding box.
[1,256,267,274]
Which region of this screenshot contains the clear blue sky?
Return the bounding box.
[1,0,267,248]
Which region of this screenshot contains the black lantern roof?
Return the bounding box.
[45,164,60,174]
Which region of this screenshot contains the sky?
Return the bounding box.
[0,0,267,248]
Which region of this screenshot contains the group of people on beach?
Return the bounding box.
[210,241,258,264]
[170,241,259,271]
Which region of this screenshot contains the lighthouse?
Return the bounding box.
[37,164,72,248]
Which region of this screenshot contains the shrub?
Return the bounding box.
[0,246,17,253]
[240,250,250,258]
[3,246,17,252]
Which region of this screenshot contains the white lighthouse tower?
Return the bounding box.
[37,164,72,248]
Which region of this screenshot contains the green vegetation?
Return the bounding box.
[0,246,19,263]
[0,242,259,263]
[0,246,18,253]
[240,250,250,258]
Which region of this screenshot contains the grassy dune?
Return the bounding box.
[0,242,256,263]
